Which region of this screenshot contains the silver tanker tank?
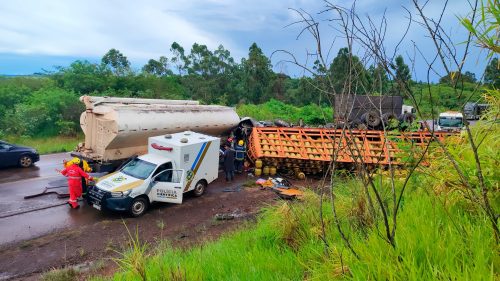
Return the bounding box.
[76,96,240,170]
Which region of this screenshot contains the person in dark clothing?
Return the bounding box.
[234,140,246,173]
[223,143,235,182]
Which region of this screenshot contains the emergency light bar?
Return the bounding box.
[151,143,173,151]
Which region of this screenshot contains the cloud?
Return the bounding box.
[0,0,488,79]
[0,0,233,59]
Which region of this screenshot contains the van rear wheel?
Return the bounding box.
[193,180,207,197]
[129,197,148,217]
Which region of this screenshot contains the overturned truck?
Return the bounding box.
[247,127,454,178]
[73,96,240,172]
[335,95,416,130]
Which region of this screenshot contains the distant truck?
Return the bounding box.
[435,111,464,132]
[87,131,220,217]
[464,102,489,120]
[74,96,240,172]
[334,95,416,130]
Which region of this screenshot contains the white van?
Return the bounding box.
[87,131,220,216]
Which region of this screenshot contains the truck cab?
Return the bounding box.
[87,131,220,216]
[436,111,464,132]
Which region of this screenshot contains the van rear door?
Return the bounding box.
[150,169,185,204]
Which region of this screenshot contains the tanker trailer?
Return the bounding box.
[73,96,240,172]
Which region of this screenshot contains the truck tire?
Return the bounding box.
[399,113,415,123]
[381,113,398,129]
[193,180,207,197]
[361,111,381,128]
[19,155,33,168]
[129,197,149,217]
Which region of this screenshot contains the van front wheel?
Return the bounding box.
[193,180,207,197]
[129,197,148,217]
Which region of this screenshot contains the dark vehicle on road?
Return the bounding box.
[0,140,40,168]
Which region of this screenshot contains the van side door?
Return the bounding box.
[150,169,185,204]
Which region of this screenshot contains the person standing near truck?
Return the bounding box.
[64,157,92,195]
[223,143,235,182]
[234,140,246,173]
[61,158,93,209]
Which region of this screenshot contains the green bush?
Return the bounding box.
[0,87,82,137]
[237,99,333,125]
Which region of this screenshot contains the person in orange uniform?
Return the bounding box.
[64,157,92,195]
[61,158,93,209]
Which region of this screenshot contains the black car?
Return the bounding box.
[0,140,40,168]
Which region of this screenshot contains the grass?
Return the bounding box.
[40,267,78,281]
[4,134,82,154]
[91,178,498,281]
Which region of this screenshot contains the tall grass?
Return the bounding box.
[3,134,82,154]
[96,115,499,280]
[95,176,497,280]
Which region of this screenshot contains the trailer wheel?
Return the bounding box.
[400,113,415,123]
[129,197,149,217]
[361,111,381,128]
[381,113,399,129]
[193,180,207,197]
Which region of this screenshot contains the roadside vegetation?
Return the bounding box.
[236,99,333,125]
[4,134,82,154]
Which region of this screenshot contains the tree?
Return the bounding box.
[170,42,189,75]
[439,71,477,84]
[484,57,500,88]
[329,47,370,95]
[188,43,213,76]
[369,63,389,94]
[142,56,172,76]
[241,43,274,103]
[394,55,411,94]
[52,60,109,94]
[101,49,131,76]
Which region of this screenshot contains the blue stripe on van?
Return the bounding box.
[191,142,207,170]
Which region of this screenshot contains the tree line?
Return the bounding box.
[0,41,498,138]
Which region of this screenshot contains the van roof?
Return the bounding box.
[440,111,463,117]
[149,131,218,147]
[138,153,172,165]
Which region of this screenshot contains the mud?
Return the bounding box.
[0,174,282,280]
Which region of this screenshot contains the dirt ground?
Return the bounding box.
[0,174,289,280]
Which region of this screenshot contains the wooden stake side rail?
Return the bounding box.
[248,127,455,166]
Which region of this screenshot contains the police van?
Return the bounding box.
[87,131,220,216]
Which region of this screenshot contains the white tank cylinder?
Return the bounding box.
[79,97,240,162]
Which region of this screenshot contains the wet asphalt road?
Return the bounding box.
[0,153,104,245]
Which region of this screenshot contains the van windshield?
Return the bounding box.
[438,117,463,128]
[120,158,156,180]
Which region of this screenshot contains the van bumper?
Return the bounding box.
[87,186,133,212]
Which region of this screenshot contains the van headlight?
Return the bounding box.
[111,190,132,198]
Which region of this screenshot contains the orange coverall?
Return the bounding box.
[61,164,91,208]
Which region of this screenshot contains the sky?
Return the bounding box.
[0,0,490,81]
